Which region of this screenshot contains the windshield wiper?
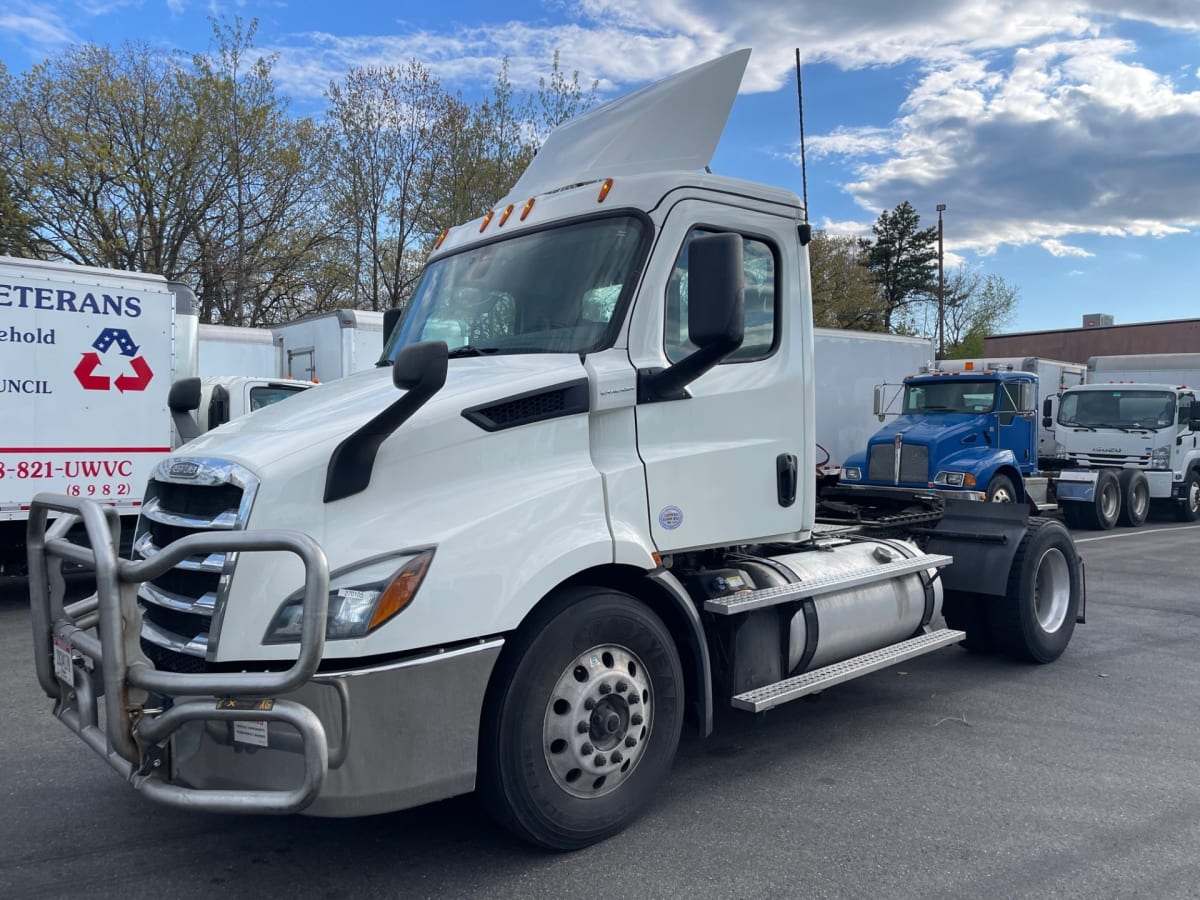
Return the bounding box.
[446,345,500,358]
[1088,422,1142,433]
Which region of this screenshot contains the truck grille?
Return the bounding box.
[1067,452,1150,468]
[133,458,258,670]
[867,443,930,484]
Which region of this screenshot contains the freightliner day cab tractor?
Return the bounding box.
[28,51,1085,850]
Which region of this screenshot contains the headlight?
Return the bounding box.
[842,466,862,482]
[933,471,976,487]
[1053,442,1068,459]
[264,549,434,643]
[1151,445,1171,470]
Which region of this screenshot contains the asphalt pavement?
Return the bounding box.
[2,517,1199,900]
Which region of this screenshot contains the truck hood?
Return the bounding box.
[869,413,994,457]
[179,354,590,471]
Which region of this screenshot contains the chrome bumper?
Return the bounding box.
[835,483,986,502]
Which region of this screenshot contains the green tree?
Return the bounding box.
[867,201,938,332]
[808,230,881,330]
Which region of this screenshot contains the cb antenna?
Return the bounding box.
[795,49,812,244]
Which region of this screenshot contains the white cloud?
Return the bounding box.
[1042,239,1095,257]
[0,2,78,50]
[167,0,186,14]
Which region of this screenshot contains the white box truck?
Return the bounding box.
[813,328,932,484]
[198,324,285,378]
[275,309,386,383]
[26,51,1085,850]
[937,356,1086,462]
[0,255,196,576]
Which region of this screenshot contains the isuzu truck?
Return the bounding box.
[28,51,1084,850]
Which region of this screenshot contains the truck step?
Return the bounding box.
[704,552,951,616]
[731,628,966,712]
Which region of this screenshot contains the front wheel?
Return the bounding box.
[986,517,1081,663]
[1078,468,1121,529]
[479,587,684,850]
[985,474,1017,503]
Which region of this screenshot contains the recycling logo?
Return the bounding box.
[73,328,154,393]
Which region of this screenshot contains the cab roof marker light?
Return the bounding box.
[499,204,515,227]
[520,198,536,221]
[597,178,614,203]
[479,210,495,233]
[433,228,449,251]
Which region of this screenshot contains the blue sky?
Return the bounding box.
[2,0,1199,336]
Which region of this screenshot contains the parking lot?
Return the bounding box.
[2,517,1199,900]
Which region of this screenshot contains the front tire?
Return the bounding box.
[479,587,684,850]
[985,474,1017,503]
[1117,469,1149,527]
[986,517,1081,663]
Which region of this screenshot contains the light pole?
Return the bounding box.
[936,203,946,360]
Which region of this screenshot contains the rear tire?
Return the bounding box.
[479,587,684,850]
[1176,469,1200,522]
[1078,468,1121,529]
[1116,469,1149,527]
[986,517,1081,663]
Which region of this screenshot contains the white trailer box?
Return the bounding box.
[1088,353,1200,386]
[274,309,385,383]
[0,255,197,573]
[198,323,284,377]
[938,356,1087,460]
[813,328,933,470]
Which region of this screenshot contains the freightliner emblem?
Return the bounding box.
[169,461,201,479]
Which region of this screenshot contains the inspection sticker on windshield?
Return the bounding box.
[52,638,74,687]
[233,720,269,747]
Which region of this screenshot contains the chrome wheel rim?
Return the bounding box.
[543,644,653,799]
[1034,547,1071,633]
[1100,483,1119,521]
[990,485,1014,503]
[1131,483,1149,520]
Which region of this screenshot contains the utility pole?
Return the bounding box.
[936,203,946,360]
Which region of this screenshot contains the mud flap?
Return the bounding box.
[920,499,1030,597]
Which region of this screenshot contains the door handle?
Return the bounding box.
[777,453,798,507]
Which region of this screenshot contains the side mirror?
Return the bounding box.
[326,341,449,503]
[638,233,744,403]
[393,340,449,394]
[873,385,887,421]
[168,377,202,443]
[1042,416,1053,430]
[1042,397,1052,417]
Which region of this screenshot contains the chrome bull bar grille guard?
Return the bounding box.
[27,492,333,815]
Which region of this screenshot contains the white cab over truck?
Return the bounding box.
[1047,353,1200,528]
[28,52,1085,849]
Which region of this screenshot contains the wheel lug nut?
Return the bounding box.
[625,736,637,748]
[611,751,623,764]
[584,698,595,711]
[631,713,643,726]
[627,694,638,705]
[616,680,628,692]
[594,754,607,766]
[581,742,594,755]
[598,683,612,695]
[577,721,589,734]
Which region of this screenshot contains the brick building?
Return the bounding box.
[984,317,1200,363]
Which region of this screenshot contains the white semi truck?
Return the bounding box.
[1047,353,1200,528]
[27,52,1084,850]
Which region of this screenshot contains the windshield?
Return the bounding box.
[1058,389,1175,429]
[903,380,997,414]
[385,215,647,360]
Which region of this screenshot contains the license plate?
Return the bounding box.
[52,638,74,687]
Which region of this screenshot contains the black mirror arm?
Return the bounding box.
[638,335,742,403]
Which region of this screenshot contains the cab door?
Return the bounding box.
[628,199,809,552]
[998,377,1037,470]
